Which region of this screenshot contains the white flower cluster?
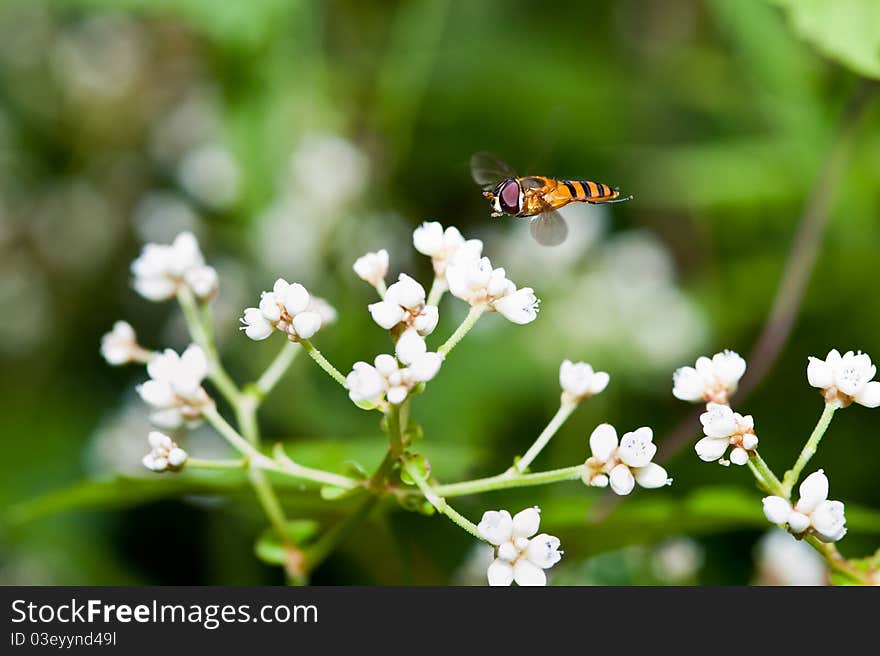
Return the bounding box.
[131,231,218,301]
[446,256,539,324]
[142,431,188,472]
[347,351,441,406]
[239,278,328,342]
[559,359,609,403]
[763,470,847,543]
[368,274,438,337]
[696,403,758,466]
[413,222,483,277]
[477,507,562,586]
[137,344,212,428]
[807,349,880,408]
[672,350,746,404]
[582,424,671,495]
[345,222,542,409]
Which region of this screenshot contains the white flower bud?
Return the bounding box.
[353,249,389,288]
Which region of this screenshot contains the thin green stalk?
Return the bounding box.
[177,287,239,405]
[749,450,785,496]
[805,536,871,585]
[249,468,289,541]
[783,402,839,494]
[376,279,387,299]
[202,405,261,459]
[256,341,300,397]
[271,444,360,490]
[433,465,586,498]
[401,459,483,541]
[426,276,446,307]
[300,339,348,387]
[438,304,486,358]
[186,457,247,470]
[511,402,578,474]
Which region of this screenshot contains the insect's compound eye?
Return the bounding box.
[498,179,521,214]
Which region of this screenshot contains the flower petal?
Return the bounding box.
[477,510,513,545]
[511,507,541,538]
[512,559,547,586]
[762,496,793,525]
[487,558,515,586]
[634,462,671,488]
[609,463,635,496]
[796,470,829,514]
[589,423,618,462]
[855,380,880,408]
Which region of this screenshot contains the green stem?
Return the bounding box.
[271,444,361,490]
[300,339,348,387]
[437,304,486,358]
[433,465,586,498]
[255,341,300,397]
[249,468,289,541]
[177,287,240,405]
[511,402,578,474]
[426,276,446,307]
[749,450,785,496]
[782,402,839,494]
[376,279,387,299]
[202,404,262,459]
[401,459,484,541]
[186,457,247,470]
[804,536,870,585]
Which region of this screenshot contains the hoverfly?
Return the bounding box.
[471,152,632,246]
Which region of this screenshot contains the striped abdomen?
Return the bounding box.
[559,179,618,203]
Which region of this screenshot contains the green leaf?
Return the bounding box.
[254,520,319,566]
[771,0,880,79]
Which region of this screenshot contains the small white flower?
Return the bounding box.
[353,249,389,290]
[131,232,218,301]
[413,221,483,277]
[142,430,188,472]
[345,350,441,407]
[559,359,610,403]
[368,274,439,336]
[446,256,539,324]
[239,278,324,342]
[695,403,758,466]
[136,344,211,428]
[806,349,880,408]
[101,321,150,365]
[582,423,672,495]
[762,470,847,542]
[477,507,562,586]
[672,349,746,404]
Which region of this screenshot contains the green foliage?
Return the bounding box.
[254,520,319,567]
[771,0,880,78]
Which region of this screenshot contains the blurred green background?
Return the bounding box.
[1,0,879,585]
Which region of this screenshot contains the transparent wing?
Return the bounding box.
[529,210,569,246]
[470,152,517,189]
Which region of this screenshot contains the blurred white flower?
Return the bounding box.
[672,350,746,404]
[477,507,562,587]
[695,403,758,466]
[177,143,241,209]
[137,344,211,429]
[289,133,367,211]
[446,256,539,324]
[353,249,389,290]
[346,351,441,407]
[142,431,188,473]
[413,222,483,277]
[762,470,846,542]
[807,349,880,408]
[239,278,324,342]
[131,232,218,302]
[755,530,826,586]
[307,295,338,328]
[368,274,438,336]
[582,423,671,495]
[652,538,704,584]
[559,359,610,403]
[101,320,151,365]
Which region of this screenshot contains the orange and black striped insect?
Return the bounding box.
[471,152,632,246]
